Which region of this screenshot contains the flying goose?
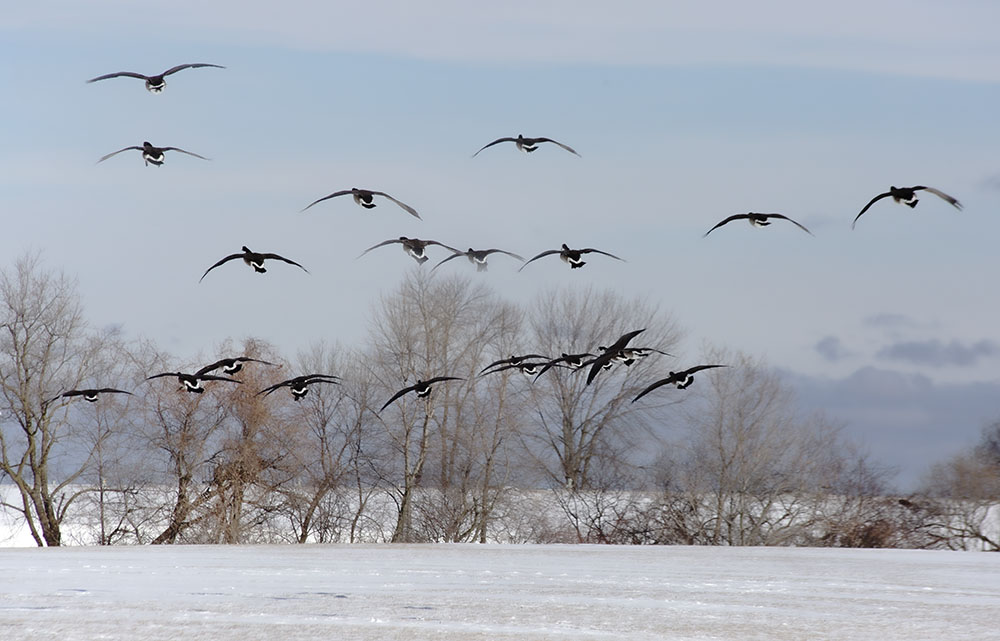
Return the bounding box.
[146,371,241,394]
[86,63,225,93]
[473,135,580,157]
[479,361,552,378]
[257,374,341,401]
[519,244,623,271]
[97,141,209,167]
[432,248,525,273]
[631,365,729,403]
[359,237,460,265]
[532,352,595,379]
[603,346,672,367]
[199,246,308,282]
[301,188,421,219]
[51,388,134,404]
[852,186,962,229]
[703,213,813,237]
[379,376,464,412]
[479,354,550,376]
[585,329,646,385]
[196,357,276,377]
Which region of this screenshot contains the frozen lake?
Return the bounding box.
[2,544,998,640]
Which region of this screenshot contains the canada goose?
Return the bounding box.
[379,376,464,412]
[479,354,550,376]
[631,365,729,402]
[585,329,645,385]
[97,141,208,167]
[432,248,525,273]
[196,357,276,377]
[852,186,962,229]
[301,188,421,219]
[519,244,623,271]
[52,388,133,403]
[199,246,308,282]
[473,135,580,157]
[86,63,225,93]
[703,213,812,237]
[532,352,595,379]
[479,361,551,378]
[602,346,672,367]
[359,237,460,265]
[257,374,341,401]
[146,371,241,394]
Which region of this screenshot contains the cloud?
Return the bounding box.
[876,339,1000,368]
[784,366,1000,490]
[814,335,851,362]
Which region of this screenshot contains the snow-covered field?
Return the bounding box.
[1,544,998,641]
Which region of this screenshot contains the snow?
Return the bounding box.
[1,544,998,640]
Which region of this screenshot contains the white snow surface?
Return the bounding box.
[1,544,998,641]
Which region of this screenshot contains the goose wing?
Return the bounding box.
[380,383,420,412]
[160,147,209,161]
[535,137,581,157]
[483,248,525,261]
[259,253,309,273]
[631,377,675,403]
[197,374,242,384]
[472,137,517,157]
[97,146,142,163]
[431,251,467,272]
[681,364,728,377]
[146,372,183,381]
[369,191,421,219]
[199,253,245,282]
[852,191,892,229]
[358,238,404,258]
[915,187,962,210]
[579,248,624,260]
[518,249,561,271]
[301,190,353,212]
[161,63,226,77]
[763,213,813,235]
[703,214,750,237]
[87,71,149,83]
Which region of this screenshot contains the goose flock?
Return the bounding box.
[70,60,966,411]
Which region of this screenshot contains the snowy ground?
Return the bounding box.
[2,545,998,641]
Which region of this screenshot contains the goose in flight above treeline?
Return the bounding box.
[49,388,133,404]
[532,352,595,379]
[257,374,340,401]
[97,141,209,167]
[199,246,308,282]
[359,237,460,265]
[631,365,729,403]
[379,377,464,412]
[146,371,241,394]
[852,186,962,229]
[519,244,624,271]
[87,63,225,93]
[604,346,672,367]
[585,329,645,385]
[479,361,552,378]
[703,213,813,237]
[196,357,276,377]
[432,248,525,273]
[301,188,421,219]
[473,134,580,158]
[479,354,550,376]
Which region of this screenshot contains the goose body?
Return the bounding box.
[519,244,623,271]
[199,246,308,282]
[87,63,225,93]
[257,374,340,401]
[380,376,464,412]
[703,213,812,237]
[56,388,133,403]
[197,357,276,377]
[473,134,580,157]
[852,186,962,228]
[359,237,460,265]
[432,248,525,273]
[302,188,421,219]
[146,371,241,394]
[98,141,208,167]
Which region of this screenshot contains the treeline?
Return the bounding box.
[1,254,997,549]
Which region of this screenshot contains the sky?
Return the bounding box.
[2,1,999,489]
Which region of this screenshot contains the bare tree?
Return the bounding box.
[0,254,117,546]
[521,286,682,491]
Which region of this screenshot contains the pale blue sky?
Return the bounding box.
[2,2,999,488]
